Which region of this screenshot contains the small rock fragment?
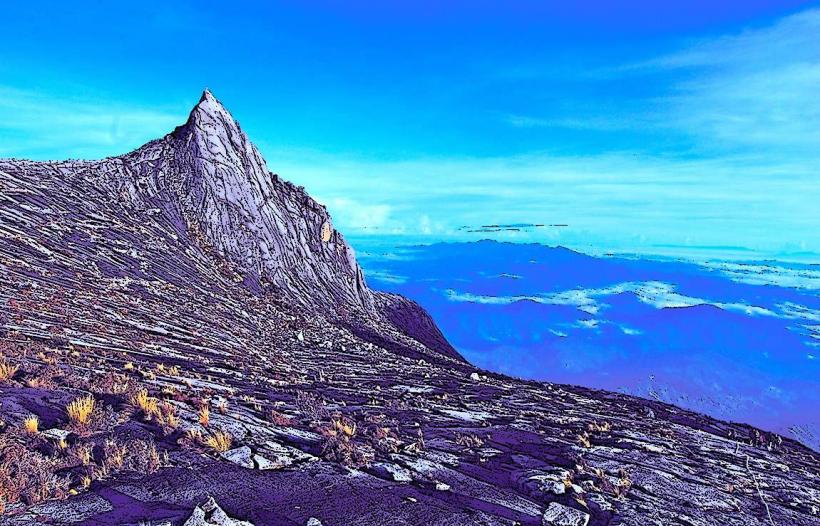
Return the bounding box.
[183,497,254,526]
[435,481,451,491]
[541,502,589,526]
[41,428,72,441]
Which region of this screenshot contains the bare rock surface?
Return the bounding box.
[0,91,817,525]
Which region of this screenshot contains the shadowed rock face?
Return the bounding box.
[0,92,817,526]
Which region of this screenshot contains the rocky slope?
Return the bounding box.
[0,92,817,526]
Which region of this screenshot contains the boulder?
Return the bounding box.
[221,446,254,469]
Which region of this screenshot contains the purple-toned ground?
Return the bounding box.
[0,92,817,525]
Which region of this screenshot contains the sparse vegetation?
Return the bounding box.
[267,409,294,426]
[455,432,484,449]
[156,401,179,431]
[588,421,611,433]
[319,415,374,467]
[0,444,70,508]
[296,391,328,421]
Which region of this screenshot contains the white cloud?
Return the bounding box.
[444,281,779,320]
[633,9,820,154]
[505,9,820,155]
[703,262,820,290]
[317,196,392,231]
[267,142,818,256]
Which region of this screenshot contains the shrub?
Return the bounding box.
[0,446,70,506]
[295,392,328,421]
[455,433,484,449]
[157,401,179,430]
[70,443,94,465]
[100,438,166,476]
[102,439,126,471]
[98,372,129,395]
[267,409,294,426]
[319,415,373,468]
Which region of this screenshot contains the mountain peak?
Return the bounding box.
[184,88,236,132]
[174,89,265,178]
[200,87,215,101]
[159,91,378,314]
[194,88,224,114]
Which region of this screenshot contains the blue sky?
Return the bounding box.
[1,1,818,259]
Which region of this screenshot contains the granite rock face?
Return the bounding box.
[0,92,817,526]
[102,90,372,312]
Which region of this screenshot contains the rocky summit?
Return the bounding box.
[0,92,817,525]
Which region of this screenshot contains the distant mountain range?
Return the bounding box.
[357,240,820,449]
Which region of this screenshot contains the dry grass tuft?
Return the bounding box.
[23,415,39,435]
[67,395,96,427]
[588,421,611,433]
[0,360,19,382]
[198,405,210,427]
[129,389,158,419]
[333,416,356,437]
[204,430,232,453]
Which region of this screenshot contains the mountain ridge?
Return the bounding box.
[0,92,817,525]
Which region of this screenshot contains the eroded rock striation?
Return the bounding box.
[0,92,817,525]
